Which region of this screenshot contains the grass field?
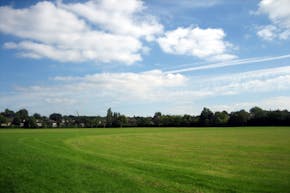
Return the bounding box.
[0,127,290,193]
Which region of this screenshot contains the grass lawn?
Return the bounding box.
[0,127,290,193]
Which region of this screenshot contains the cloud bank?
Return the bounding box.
[2,65,290,115]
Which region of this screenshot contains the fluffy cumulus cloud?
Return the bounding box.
[60,0,163,41]
[0,0,239,63]
[0,0,163,64]
[256,0,290,40]
[157,26,237,61]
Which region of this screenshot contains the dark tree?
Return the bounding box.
[49,113,62,127]
[16,109,29,122]
[213,111,229,126]
[153,112,162,126]
[24,117,37,128]
[0,114,7,126]
[249,107,267,125]
[106,108,113,127]
[135,117,152,127]
[200,107,214,126]
[12,116,21,127]
[33,113,42,120]
[2,109,15,119]
[112,112,120,127]
[1,106,290,128]
[229,110,250,126]
[181,115,193,126]
[160,115,183,127]
[118,115,128,128]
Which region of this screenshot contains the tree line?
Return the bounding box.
[0,107,290,128]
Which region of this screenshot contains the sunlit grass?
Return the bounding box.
[0,127,290,193]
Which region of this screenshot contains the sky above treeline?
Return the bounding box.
[0,0,290,116]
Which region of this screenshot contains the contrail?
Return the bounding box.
[165,54,290,74]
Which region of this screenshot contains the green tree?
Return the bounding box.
[229,110,250,126]
[49,113,62,127]
[153,112,162,126]
[213,111,229,126]
[2,109,15,119]
[181,115,193,126]
[16,109,29,122]
[106,108,113,127]
[200,107,214,126]
[118,115,127,128]
[136,117,152,127]
[12,116,21,127]
[33,113,42,120]
[249,107,267,125]
[24,117,37,128]
[0,114,7,126]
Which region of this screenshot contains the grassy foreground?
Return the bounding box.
[0,127,290,193]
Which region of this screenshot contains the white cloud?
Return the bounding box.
[0,0,162,64]
[59,0,163,41]
[210,96,290,113]
[53,70,187,100]
[257,25,278,40]
[0,1,236,64]
[2,65,290,115]
[157,26,237,61]
[57,65,290,100]
[256,0,290,40]
[195,66,290,95]
[4,70,188,111]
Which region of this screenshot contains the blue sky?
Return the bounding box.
[0,0,290,116]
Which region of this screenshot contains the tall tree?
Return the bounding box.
[249,107,267,125]
[200,107,214,126]
[16,109,29,122]
[153,112,162,126]
[106,108,113,127]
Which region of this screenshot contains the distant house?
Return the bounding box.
[1,122,11,127]
[36,122,42,127]
[52,122,57,128]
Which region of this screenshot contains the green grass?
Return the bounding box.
[0,127,290,193]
